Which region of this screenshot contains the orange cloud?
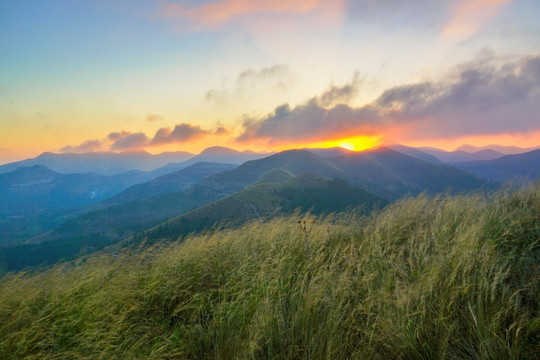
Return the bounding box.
[442,0,514,39]
[146,113,164,122]
[162,0,341,27]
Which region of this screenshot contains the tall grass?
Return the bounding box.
[0,186,538,359]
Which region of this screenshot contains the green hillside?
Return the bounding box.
[0,185,538,359]
[253,168,295,184]
[144,174,387,243]
[98,162,237,207]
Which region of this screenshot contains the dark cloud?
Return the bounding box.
[110,132,150,151]
[60,139,104,153]
[215,126,229,135]
[151,123,211,145]
[318,72,361,107]
[237,55,540,144]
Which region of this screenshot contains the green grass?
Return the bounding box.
[0,186,538,359]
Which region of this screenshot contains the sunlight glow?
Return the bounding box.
[305,135,382,151]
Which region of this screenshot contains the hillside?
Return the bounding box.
[99,162,237,207]
[0,165,150,217]
[387,144,443,164]
[3,174,386,271]
[0,165,160,245]
[0,186,538,359]
[153,146,270,175]
[453,149,540,184]
[418,147,505,162]
[199,149,349,196]
[143,174,387,243]
[332,147,493,198]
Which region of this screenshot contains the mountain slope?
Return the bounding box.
[418,147,505,162]
[456,144,540,155]
[30,186,222,244]
[25,151,348,245]
[0,165,168,245]
[153,146,270,175]
[98,162,237,207]
[0,165,150,217]
[453,149,540,184]
[332,147,493,198]
[199,150,349,196]
[144,174,387,243]
[387,144,443,164]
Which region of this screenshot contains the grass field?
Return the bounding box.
[0,186,538,359]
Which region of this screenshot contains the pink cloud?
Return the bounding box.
[162,0,342,28]
[442,0,514,39]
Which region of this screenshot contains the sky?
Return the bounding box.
[1,0,540,163]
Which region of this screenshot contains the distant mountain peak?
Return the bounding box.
[199,146,239,155]
[12,164,57,174]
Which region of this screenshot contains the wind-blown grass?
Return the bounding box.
[0,186,538,359]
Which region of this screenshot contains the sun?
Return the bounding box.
[300,135,381,152]
[338,142,356,151]
[336,136,381,151]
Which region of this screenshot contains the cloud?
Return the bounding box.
[237,55,540,144]
[146,113,164,122]
[442,0,514,39]
[60,139,104,153]
[205,65,292,104]
[346,0,514,38]
[237,65,290,86]
[108,131,130,141]
[162,0,327,28]
[215,126,230,135]
[110,132,150,151]
[151,123,211,145]
[318,72,361,107]
[205,89,228,104]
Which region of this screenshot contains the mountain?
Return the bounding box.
[199,149,349,196]
[98,162,237,207]
[28,151,341,244]
[24,147,494,254]
[0,165,164,246]
[332,147,493,199]
[253,168,295,185]
[302,147,353,157]
[453,149,540,184]
[456,144,540,155]
[44,147,492,239]
[154,146,271,174]
[130,174,388,244]
[418,147,505,163]
[387,144,443,164]
[31,185,222,245]
[0,151,194,175]
[0,165,152,217]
